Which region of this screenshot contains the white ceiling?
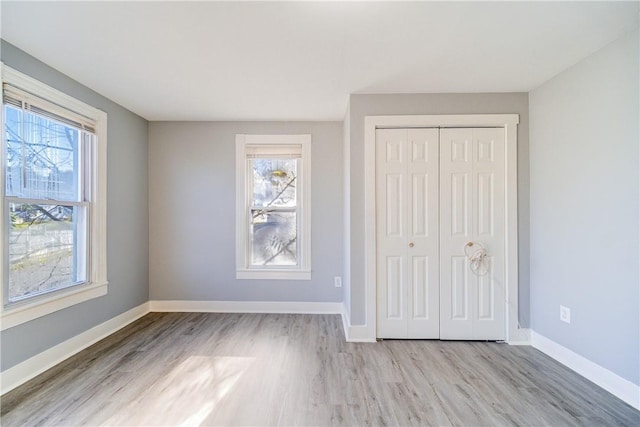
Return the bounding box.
[1,1,638,121]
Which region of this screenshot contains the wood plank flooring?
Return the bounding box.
[1,313,638,426]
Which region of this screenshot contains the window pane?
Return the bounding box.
[8,203,87,303]
[250,210,297,266]
[251,159,297,207]
[4,104,81,201]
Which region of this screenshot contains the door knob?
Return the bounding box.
[409,242,415,248]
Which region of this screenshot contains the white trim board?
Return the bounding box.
[505,328,531,346]
[151,300,370,341]
[531,331,640,410]
[0,282,107,331]
[235,134,312,281]
[363,114,522,343]
[0,302,150,395]
[0,64,109,330]
[149,300,342,314]
[341,302,376,343]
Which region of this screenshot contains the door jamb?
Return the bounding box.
[364,114,524,343]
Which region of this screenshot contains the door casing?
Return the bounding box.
[363,114,525,343]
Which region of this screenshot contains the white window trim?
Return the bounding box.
[235,134,311,280]
[0,64,108,331]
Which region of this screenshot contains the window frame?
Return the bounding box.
[235,134,311,280]
[0,64,108,330]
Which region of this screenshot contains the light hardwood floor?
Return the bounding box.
[1,313,638,426]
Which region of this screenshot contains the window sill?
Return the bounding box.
[0,281,108,331]
[236,270,311,280]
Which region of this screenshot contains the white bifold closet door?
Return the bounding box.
[376,128,440,339]
[376,127,506,340]
[439,128,506,340]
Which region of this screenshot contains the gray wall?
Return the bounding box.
[0,41,149,371]
[529,30,639,385]
[148,122,343,302]
[347,93,530,326]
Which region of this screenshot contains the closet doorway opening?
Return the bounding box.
[363,114,521,342]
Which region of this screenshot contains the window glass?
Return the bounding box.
[250,210,297,266]
[4,104,88,304]
[251,159,297,207]
[5,105,81,201]
[249,158,298,267]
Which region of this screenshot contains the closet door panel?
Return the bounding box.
[376,129,409,338]
[471,128,505,340]
[440,128,474,339]
[377,128,439,339]
[440,128,506,341]
[407,129,439,338]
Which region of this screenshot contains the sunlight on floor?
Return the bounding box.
[103,356,254,426]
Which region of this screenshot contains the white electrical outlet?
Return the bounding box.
[560,305,571,324]
[334,276,342,288]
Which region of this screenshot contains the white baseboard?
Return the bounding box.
[340,303,351,340]
[531,330,640,410]
[340,303,376,343]
[0,302,150,395]
[149,300,343,314]
[507,327,531,345]
[345,325,376,342]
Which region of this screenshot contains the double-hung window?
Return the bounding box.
[236,134,311,280]
[1,65,107,330]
